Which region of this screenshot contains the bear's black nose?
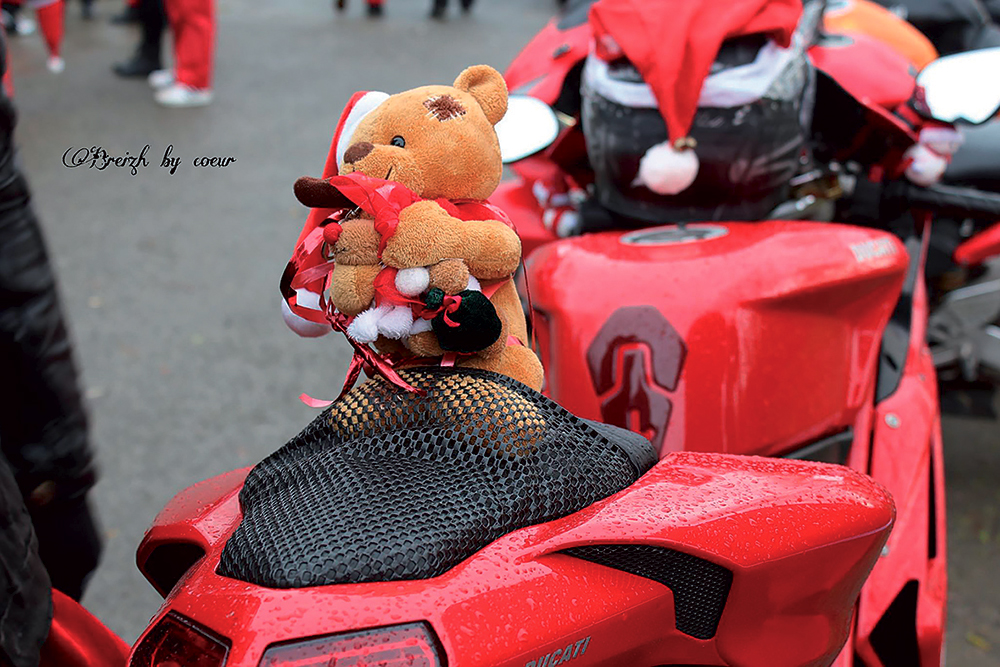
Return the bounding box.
[344,142,374,164]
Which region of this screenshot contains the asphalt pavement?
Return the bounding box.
[4,0,999,663]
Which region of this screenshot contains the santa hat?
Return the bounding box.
[588,0,801,195]
[281,90,387,338]
[334,91,389,172]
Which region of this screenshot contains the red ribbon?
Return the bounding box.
[324,303,426,400]
[326,173,423,256]
[420,294,463,328]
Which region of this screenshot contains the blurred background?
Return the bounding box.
[3,0,998,664]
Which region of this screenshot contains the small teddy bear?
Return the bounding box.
[285,65,544,392]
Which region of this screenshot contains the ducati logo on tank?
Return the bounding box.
[586,306,686,450]
[524,635,591,666]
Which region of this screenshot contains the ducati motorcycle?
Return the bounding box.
[31,5,1000,667]
[32,13,909,667]
[40,385,897,667]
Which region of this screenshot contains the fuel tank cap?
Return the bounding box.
[620,224,729,246]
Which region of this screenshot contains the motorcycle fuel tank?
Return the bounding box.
[525,220,909,456]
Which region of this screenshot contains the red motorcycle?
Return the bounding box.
[43,410,895,667]
[35,9,908,667]
[33,5,1000,667]
[506,0,1000,414]
[491,3,1000,666]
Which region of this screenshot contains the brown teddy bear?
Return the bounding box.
[288,65,544,392]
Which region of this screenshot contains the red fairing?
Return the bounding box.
[809,33,916,110]
[954,220,1000,266]
[40,589,130,667]
[503,17,590,104]
[130,452,892,667]
[525,221,908,456]
[136,467,249,596]
[852,235,947,667]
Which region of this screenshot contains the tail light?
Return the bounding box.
[130,612,229,667]
[258,622,445,667]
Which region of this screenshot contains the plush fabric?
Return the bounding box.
[330,264,380,317]
[427,259,469,295]
[301,65,543,390]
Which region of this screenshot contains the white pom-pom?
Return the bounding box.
[347,305,390,343]
[281,300,332,338]
[904,144,947,187]
[47,56,65,74]
[378,305,415,339]
[408,317,433,335]
[632,140,699,195]
[395,267,430,296]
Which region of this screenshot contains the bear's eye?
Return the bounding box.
[390,136,406,149]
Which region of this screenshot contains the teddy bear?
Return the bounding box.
[287,65,544,392]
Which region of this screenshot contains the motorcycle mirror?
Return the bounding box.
[917,47,1000,125]
[496,95,560,164]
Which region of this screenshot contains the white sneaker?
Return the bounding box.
[46,56,65,73]
[154,83,213,108]
[148,69,174,89]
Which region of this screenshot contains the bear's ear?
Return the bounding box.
[453,65,508,126]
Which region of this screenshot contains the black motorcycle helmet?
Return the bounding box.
[581,32,815,225]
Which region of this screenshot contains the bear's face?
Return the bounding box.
[340,66,507,201]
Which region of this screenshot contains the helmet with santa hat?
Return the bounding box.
[581,0,817,225]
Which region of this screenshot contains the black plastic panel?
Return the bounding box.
[562,544,732,640]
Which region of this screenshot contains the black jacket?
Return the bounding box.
[0,30,98,667]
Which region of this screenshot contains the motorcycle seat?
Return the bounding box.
[944,121,1000,191]
[217,367,656,589]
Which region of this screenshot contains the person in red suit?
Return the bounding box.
[334,0,384,18]
[2,0,65,72]
[150,0,213,107]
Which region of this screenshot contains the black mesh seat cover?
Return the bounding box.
[218,368,656,588]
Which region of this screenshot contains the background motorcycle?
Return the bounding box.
[493,6,1000,665]
[826,0,1000,413]
[508,0,1000,417]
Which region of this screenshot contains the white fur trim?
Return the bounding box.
[395,267,430,297]
[378,305,415,339]
[466,275,481,292]
[904,144,947,187]
[336,91,389,170]
[632,141,700,195]
[281,300,332,338]
[582,42,794,112]
[347,304,390,343]
[408,317,433,335]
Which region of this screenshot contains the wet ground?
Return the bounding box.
[5,0,999,663]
